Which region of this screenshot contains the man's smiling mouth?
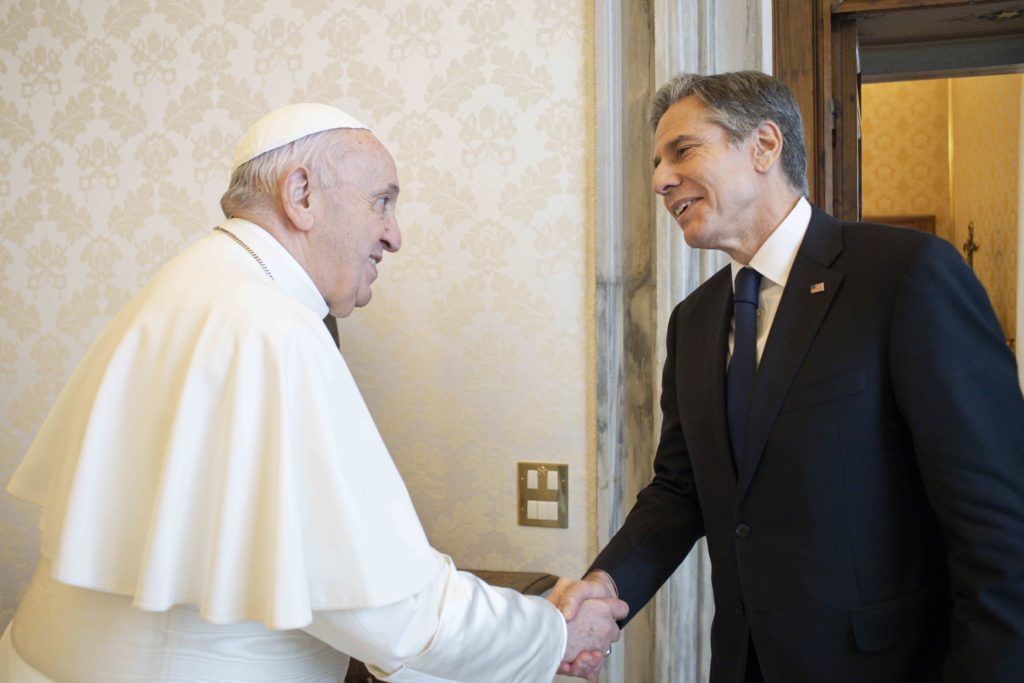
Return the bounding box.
[673,198,700,217]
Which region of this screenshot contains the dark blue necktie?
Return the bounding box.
[727,267,762,469]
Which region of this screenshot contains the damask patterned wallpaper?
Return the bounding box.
[862,76,1021,343]
[0,0,593,628]
[950,75,1020,345]
[862,79,952,242]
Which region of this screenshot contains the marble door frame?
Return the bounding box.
[594,2,771,680]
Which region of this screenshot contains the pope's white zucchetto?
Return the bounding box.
[230,103,369,173]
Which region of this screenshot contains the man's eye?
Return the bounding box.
[377,196,390,209]
[676,146,690,157]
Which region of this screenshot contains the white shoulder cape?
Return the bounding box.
[7,219,445,629]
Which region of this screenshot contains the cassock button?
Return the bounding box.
[735,523,751,538]
[734,600,745,616]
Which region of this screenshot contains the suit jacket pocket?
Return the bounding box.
[849,582,948,653]
[779,368,866,414]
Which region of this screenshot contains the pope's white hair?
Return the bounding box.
[220,130,341,219]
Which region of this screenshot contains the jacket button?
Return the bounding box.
[735,523,751,538]
[734,600,745,616]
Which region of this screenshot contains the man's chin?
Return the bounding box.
[681,225,704,249]
[329,288,372,318]
[329,296,358,319]
[354,289,373,309]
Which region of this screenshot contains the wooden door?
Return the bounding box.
[772,0,861,221]
[830,14,861,221]
[773,0,1024,221]
[772,0,834,213]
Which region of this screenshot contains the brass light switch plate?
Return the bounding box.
[518,462,568,528]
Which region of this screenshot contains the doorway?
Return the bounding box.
[861,74,1021,350]
[773,0,1024,368]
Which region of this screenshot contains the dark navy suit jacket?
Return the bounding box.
[592,207,1024,682]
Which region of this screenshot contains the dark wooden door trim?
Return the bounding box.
[832,0,980,14]
[773,0,834,212]
[831,15,861,221]
[775,0,1023,218]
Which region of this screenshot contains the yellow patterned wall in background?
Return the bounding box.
[0,0,593,627]
[862,79,952,242]
[862,75,1021,344]
[951,75,1020,346]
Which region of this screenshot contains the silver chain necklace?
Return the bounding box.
[213,226,274,281]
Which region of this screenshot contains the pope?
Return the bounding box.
[1,104,626,682]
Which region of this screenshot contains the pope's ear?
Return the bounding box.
[280,166,314,232]
[751,119,784,174]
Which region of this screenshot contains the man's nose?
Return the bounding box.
[383,219,401,252]
[652,165,678,196]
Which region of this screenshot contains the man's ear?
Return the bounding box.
[751,120,784,174]
[280,166,314,232]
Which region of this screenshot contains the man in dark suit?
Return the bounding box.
[551,71,1024,681]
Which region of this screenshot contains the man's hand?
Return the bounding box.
[549,572,628,680]
[548,571,620,620]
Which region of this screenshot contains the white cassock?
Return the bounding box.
[1,218,566,683]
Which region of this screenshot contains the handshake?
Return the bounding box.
[548,571,629,680]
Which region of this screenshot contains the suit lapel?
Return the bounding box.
[736,209,845,502]
[678,267,738,484]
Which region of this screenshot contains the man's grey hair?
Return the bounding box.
[220,131,340,219]
[649,71,808,196]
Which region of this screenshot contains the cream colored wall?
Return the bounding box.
[0,0,594,628]
[862,75,1021,344]
[861,79,952,241]
[951,75,1020,345]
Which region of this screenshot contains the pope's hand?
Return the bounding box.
[550,573,628,680]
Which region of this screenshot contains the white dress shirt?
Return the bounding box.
[728,197,812,365]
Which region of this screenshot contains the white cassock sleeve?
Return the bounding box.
[302,556,567,683]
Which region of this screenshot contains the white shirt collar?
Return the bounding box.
[731,196,812,289]
[220,217,329,318]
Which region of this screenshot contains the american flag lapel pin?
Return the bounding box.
[810,282,825,294]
